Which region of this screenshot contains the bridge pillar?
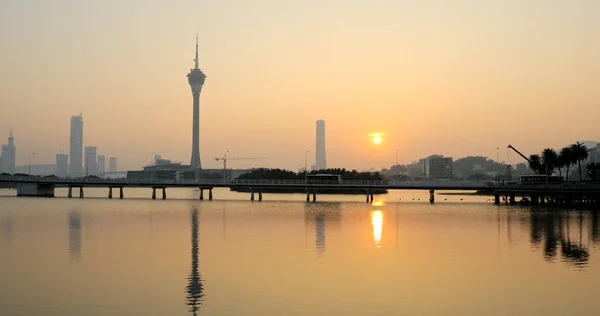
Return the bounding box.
[306,190,310,202]
[152,187,156,200]
[162,188,166,200]
[429,190,435,204]
[366,191,370,203]
[199,189,204,200]
[370,193,374,202]
[108,187,113,199]
[79,187,84,198]
[209,189,213,200]
[258,191,263,201]
[312,192,316,202]
[119,187,124,199]
[531,194,539,206]
[68,187,72,198]
[251,189,255,201]
[494,192,500,205]
[509,193,515,205]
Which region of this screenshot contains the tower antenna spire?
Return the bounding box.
[194,30,199,70]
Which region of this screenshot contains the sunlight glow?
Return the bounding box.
[373,135,381,144]
[372,200,384,207]
[371,211,383,248]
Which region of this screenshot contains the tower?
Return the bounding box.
[69,115,83,176]
[187,32,207,169]
[1,129,16,174]
[315,120,326,170]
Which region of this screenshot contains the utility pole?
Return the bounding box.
[305,150,309,182]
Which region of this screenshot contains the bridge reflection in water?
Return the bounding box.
[185,208,204,315]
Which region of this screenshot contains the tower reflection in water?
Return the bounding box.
[68,210,83,263]
[186,208,204,315]
[304,203,341,257]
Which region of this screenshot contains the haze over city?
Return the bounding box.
[1,0,599,171]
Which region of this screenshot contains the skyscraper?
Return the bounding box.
[56,153,68,177]
[69,115,83,176]
[109,157,117,172]
[84,146,97,176]
[187,32,207,169]
[1,129,16,174]
[315,120,326,170]
[97,155,105,174]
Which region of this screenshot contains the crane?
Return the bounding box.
[507,145,531,163]
[215,151,265,180]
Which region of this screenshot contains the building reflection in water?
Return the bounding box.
[527,210,595,268]
[68,210,83,263]
[371,210,383,248]
[186,208,204,315]
[304,203,341,257]
[0,217,13,248]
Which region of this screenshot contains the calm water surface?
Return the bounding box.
[1,188,600,315]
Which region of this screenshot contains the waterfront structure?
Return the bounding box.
[69,115,83,176]
[98,155,106,174]
[84,146,97,176]
[187,33,207,169]
[1,130,16,174]
[109,157,117,172]
[56,154,68,177]
[315,120,326,170]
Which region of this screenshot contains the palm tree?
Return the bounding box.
[560,146,574,181]
[541,148,558,175]
[529,154,543,174]
[570,142,589,181]
[555,154,564,177]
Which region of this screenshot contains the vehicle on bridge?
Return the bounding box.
[307,174,342,184]
[519,175,564,184]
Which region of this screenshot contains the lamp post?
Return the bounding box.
[305,150,309,182]
[28,152,35,175]
[395,148,398,166]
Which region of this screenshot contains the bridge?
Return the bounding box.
[0,175,599,206]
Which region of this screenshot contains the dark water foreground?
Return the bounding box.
[1,190,600,316]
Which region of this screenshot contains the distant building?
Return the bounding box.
[69,115,83,176]
[424,156,453,180]
[56,154,68,177]
[588,144,600,163]
[127,162,198,182]
[315,120,326,170]
[84,146,97,176]
[407,161,425,179]
[109,157,117,172]
[97,155,105,174]
[1,130,16,174]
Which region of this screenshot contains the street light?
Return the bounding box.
[28,152,35,175]
[395,148,398,166]
[305,150,309,182]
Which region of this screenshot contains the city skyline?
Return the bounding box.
[1,1,599,171]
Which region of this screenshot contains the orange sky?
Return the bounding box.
[1,0,599,171]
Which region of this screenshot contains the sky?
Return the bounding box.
[1,0,599,171]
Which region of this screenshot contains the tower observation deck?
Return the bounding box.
[187,32,207,169]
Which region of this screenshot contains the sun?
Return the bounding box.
[373,135,382,144]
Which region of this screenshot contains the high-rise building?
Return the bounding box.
[56,154,68,177]
[98,155,106,174]
[84,146,97,176]
[69,115,83,176]
[1,129,16,174]
[187,33,207,169]
[109,157,117,172]
[315,120,326,170]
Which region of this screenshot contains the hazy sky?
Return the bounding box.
[1,0,599,171]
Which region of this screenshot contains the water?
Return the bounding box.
[1,188,600,316]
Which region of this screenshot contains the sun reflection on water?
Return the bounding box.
[371,210,383,248]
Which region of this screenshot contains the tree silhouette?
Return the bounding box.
[570,142,589,181]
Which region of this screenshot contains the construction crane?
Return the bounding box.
[215,151,266,180]
[507,145,531,163]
